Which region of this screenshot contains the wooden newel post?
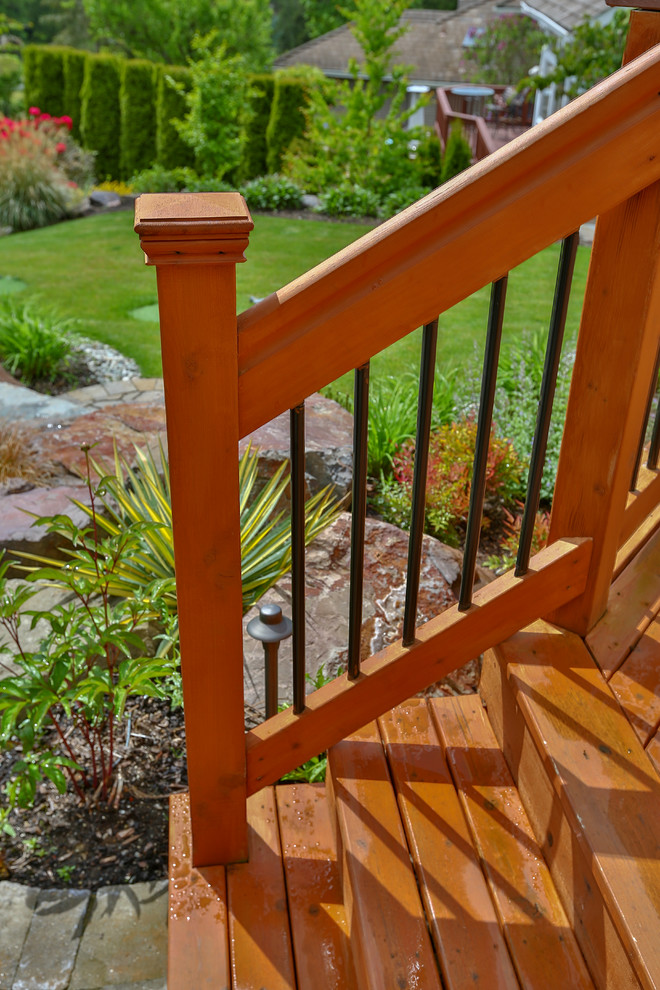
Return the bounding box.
[548,9,660,636]
[134,193,253,866]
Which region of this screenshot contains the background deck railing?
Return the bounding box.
[135,11,660,866]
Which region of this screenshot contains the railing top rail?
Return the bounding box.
[236,44,660,439]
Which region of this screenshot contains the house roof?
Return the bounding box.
[522,0,611,32]
[273,1,522,88]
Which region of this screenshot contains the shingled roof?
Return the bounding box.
[522,0,611,32]
[273,1,520,87]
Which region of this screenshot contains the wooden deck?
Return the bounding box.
[169,527,660,989]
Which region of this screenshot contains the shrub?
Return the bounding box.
[120,60,157,180]
[413,126,442,188]
[63,48,87,141]
[266,76,308,174]
[0,299,74,386]
[241,73,274,181]
[0,109,79,231]
[155,65,195,170]
[385,418,525,545]
[129,165,231,193]
[485,502,551,574]
[80,53,122,180]
[441,120,472,184]
[0,54,21,116]
[22,45,67,118]
[316,184,380,218]
[378,184,428,219]
[243,174,303,211]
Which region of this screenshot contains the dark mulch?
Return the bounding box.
[0,696,187,890]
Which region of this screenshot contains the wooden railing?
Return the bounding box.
[434,86,496,161]
[135,11,660,866]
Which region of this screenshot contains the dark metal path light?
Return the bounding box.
[246,603,293,719]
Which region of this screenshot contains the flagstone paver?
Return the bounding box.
[0,883,39,990]
[11,888,90,990]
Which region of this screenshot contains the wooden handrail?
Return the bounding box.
[236,43,660,440]
[245,538,592,793]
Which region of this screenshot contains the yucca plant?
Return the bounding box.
[22,442,340,616]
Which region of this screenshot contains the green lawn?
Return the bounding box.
[0,209,590,385]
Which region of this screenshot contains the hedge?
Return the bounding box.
[241,73,274,181]
[265,76,308,174]
[120,59,157,179]
[63,48,87,141]
[155,65,195,171]
[22,45,67,117]
[80,54,122,180]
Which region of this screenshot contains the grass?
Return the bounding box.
[0,209,590,385]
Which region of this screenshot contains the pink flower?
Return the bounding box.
[39,112,51,121]
[56,141,67,154]
[28,106,40,116]
[59,115,73,130]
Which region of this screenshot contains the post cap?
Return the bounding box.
[134,192,253,266]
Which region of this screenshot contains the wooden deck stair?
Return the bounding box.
[170,684,656,988]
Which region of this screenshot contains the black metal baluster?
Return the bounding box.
[644,342,660,472]
[403,319,438,647]
[516,232,579,576]
[290,403,306,714]
[459,277,508,611]
[348,363,370,679]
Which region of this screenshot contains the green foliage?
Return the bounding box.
[316,183,380,218]
[0,503,176,817]
[0,299,74,386]
[62,47,86,141]
[119,59,157,179]
[0,54,22,116]
[174,35,249,180]
[155,65,195,170]
[300,0,347,40]
[241,73,274,180]
[377,184,428,218]
[266,76,309,174]
[522,11,629,99]
[285,0,429,201]
[243,174,304,211]
[81,0,274,68]
[80,52,122,180]
[272,0,308,53]
[22,44,68,115]
[440,120,472,184]
[485,502,550,574]
[22,443,340,617]
[412,127,442,188]
[466,14,548,85]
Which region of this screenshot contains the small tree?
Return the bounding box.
[441,120,472,183]
[522,11,629,100]
[285,0,427,200]
[173,33,249,180]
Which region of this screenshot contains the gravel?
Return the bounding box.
[70,336,141,384]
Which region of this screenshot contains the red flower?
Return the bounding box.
[59,115,73,130]
[28,106,40,116]
[56,141,67,154]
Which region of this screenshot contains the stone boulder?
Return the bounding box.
[242,512,491,715]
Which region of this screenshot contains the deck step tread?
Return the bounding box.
[609,614,660,745]
[586,524,660,678]
[379,700,520,989]
[431,694,595,990]
[226,787,296,990]
[327,720,443,990]
[168,792,231,990]
[275,783,357,990]
[496,620,660,990]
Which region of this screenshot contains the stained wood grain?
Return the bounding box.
[586,525,660,678]
[610,616,660,744]
[246,538,591,794]
[615,499,660,579]
[379,701,520,989]
[167,793,230,990]
[491,620,660,990]
[226,788,296,990]
[432,695,594,990]
[327,721,442,989]
[275,784,357,990]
